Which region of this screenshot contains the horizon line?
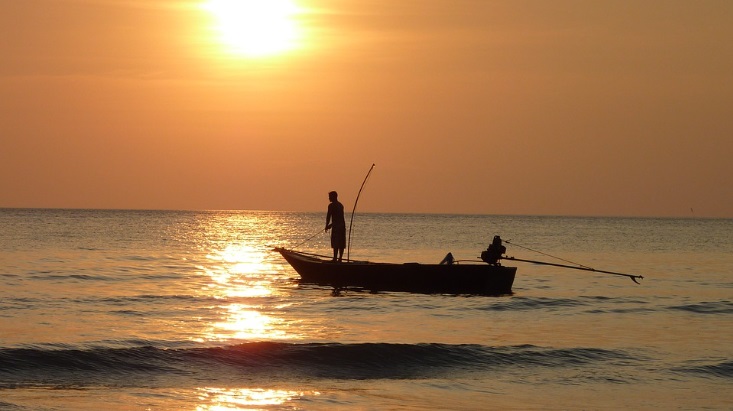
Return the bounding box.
[0,206,726,220]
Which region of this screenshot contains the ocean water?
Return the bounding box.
[0,209,731,410]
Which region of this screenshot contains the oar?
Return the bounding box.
[502,256,644,284]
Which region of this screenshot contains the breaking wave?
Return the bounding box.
[0,342,636,387]
[675,360,733,379]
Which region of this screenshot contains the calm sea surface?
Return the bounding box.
[0,209,731,410]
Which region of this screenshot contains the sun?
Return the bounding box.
[203,0,302,57]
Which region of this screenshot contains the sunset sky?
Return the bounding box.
[2,0,731,217]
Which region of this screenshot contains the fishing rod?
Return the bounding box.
[291,227,325,250]
[501,256,644,284]
[347,163,375,262]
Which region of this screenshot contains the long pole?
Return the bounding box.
[291,227,325,250]
[502,256,644,284]
[347,163,375,262]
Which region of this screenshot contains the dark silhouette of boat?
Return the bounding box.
[274,242,516,295]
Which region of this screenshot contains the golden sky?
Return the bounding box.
[1,0,731,217]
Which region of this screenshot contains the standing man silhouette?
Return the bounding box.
[325,191,346,262]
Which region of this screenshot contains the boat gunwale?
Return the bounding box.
[274,247,505,268]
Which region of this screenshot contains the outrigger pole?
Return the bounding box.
[347,163,375,262]
[501,256,644,284]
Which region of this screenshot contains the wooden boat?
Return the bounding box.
[276,231,643,293]
[274,246,517,295]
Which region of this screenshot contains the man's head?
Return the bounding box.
[328,191,338,202]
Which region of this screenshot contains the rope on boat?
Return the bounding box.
[500,239,644,284]
[504,239,593,270]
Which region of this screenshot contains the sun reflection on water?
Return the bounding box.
[194,216,301,342]
[201,243,279,299]
[213,305,288,340]
[196,387,318,410]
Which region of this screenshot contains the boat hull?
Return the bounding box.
[276,248,516,295]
